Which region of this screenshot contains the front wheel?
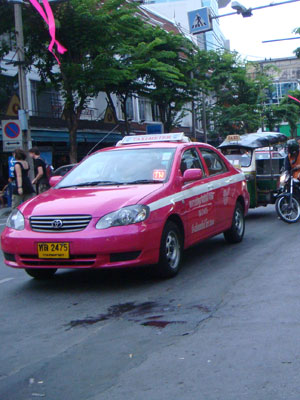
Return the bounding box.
[25,268,57,280]
[275,194,300,223]
[224,202,245,243]
[155,221,182,279]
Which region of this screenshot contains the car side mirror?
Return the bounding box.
[49,175,63,187]
[183,168,203,182]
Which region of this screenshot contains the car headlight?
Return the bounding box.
[96,205,150,229]
[6,209,25,230]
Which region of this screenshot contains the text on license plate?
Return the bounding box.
[38,242,70,259]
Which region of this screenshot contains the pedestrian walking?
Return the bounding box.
[12,149,35,209]
[29,147,50,194]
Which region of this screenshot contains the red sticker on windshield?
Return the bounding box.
[153,170,166,180]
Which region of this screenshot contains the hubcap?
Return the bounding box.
[234,208,244,236]
[165,231,180,270]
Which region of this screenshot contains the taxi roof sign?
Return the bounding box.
[117,133,190,145]
[225,135,241,142]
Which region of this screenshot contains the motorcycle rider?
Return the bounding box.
[285,139,300,180]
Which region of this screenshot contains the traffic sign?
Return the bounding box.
[1,119,23,152]
[188,7,212,35]
[146,123,163,135]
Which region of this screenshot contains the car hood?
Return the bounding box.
[19,184,163,218]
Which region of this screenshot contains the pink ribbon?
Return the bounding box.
[29,0,67,64]
[288,95,300,104]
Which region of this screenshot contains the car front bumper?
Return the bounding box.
[1,219,162,270]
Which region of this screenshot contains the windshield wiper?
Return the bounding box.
[59,180,125,188]
[126,179,162,184]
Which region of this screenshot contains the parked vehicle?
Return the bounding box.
[1,133,249,280]
[275,170,300,223]
[219,132,287,208]
[53,164,77,177]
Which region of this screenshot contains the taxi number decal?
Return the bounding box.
[153,169,166,181]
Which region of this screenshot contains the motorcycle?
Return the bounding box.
[275,169,300,223]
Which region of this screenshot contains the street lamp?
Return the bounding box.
[231,1,252,17]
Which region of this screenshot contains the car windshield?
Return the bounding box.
[56,148,176,188]
[221,148,253,168]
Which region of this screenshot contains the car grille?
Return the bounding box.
[30,215,92,233]
[20,255,96,267]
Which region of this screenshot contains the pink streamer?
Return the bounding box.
[29,0,67,64]
[288,95,300,104]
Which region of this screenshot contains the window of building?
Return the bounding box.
[120,96,134,120]
[0,33,15,51]
[31,80,61,118]
[0,75,18,114]
[139,97,152,121]
[266,81,299,104]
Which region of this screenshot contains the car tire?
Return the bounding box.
[25,268,57,280]
[155,221,182,278]
[223,202,245,244]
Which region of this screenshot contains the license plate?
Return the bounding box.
[38,242,70,259]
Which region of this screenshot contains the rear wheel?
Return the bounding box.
[224,202,245,243]
[275,194,300,223]
[155,221,182,278]
[25,268,57,280]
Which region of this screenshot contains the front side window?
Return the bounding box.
[57,148,176,188]
[200,149,228,175]
[180,148,204,175]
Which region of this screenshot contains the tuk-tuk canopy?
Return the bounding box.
[219,132,287,150]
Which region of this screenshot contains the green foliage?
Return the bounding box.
[0,0,14,69]
[278,90,300,137]
[203,53,274,137]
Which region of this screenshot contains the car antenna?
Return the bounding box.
[86,124,120,156]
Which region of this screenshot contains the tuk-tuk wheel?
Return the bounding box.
[224,202,245,243]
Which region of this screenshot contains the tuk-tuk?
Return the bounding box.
[219,132,287,208]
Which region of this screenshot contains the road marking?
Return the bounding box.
[0,278,14,284]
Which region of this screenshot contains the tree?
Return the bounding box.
[204,52,273,138]
[142,29,195,133]
[278,90,300,138]
[263,104,284,132]
[17,0,142,162]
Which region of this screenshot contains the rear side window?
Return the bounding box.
[200,149,228,176]
[180,148,205,176]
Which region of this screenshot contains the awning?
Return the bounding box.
[0,129,123,144]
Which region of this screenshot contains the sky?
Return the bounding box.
[218,0,300,61]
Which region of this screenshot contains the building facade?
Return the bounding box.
[255,57,300,137]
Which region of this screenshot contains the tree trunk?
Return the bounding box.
[105,92,118,123]
[69,122,78,163]
[65,109,79,163]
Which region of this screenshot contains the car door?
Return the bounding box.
[198,147,234,231]
[179,147,216,246]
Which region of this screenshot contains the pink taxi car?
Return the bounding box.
[1,133,249,280]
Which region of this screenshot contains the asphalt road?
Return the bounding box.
[1,205,300,400]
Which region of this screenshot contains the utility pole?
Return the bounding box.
[13,1,31,153]
[202,92,207,143]
[191,71,196,139]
